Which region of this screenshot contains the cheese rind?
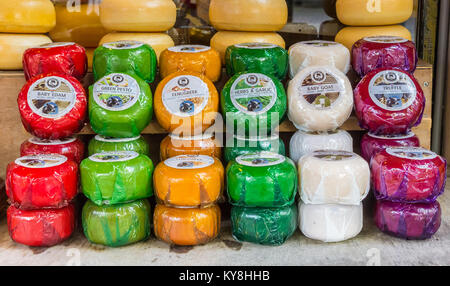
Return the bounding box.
[360,132,420,162]
[0,0,56,33]
[224,134,286,163]
[160,134,222,161]
[20,137,85,164]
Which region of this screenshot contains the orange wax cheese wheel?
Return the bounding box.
[154,204,221,246]
[154,155,224,207]
[211,31,286,64]
[160,133,222,161]
[159,45,221,82]
[154,71,219,134]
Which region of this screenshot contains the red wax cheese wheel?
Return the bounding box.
[371,147,446,203]
[23,42,88,81]
[20,136,85,164]
[7,204,76,247]
[6,154,79,210]
[352,36,417,77]
[18,73,87,139]
[354,68,425,135]
[360,132,420,162]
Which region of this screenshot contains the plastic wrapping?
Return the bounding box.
[154,71,219,135]
[154,155,224,208]
[225,43,288,80]
[89,72,153,138]
[88,135,149,156]
[231,205,297,246]
[288,41,350,78]
[80,151,154,206]
[227,152,297,208]
[20,136,85,164]
[82,199,151,247]
[160,45,222,82]
[222,72,287,136]
[374,200,441,240]
[360,132,420,162]
[18,73,87,139]
[287,66,353,132]
[0,0,55,33]
[7,204,75,247]
[224,134,285,163]
[352,36,417,77]
[93,41,157,83]
[299,202,363,243]
[289,129,353,163]
[354,68,425,135]
[371,147,446,203]
[299,150,370,205]
[154,204,221,246]
[160,133,222,161]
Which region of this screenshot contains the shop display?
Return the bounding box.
[224,134,285,163]
[160,133,222,161]
[88,135,149,156]
[20,136,85,164]
[360,132,420,162]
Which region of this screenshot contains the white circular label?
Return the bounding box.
[164,155,214,169]
[300,40,339,47]
[89,151,139,163]
[168,45,211,53]
[94,135,141,143]
[312,150,355,161]
[15,154,67,168]
[37,42,76,48]
[368,131,415,140]
[169,133,214,141]
[386,147,437,160]
[234,43,278,49]
[236,152,285,167]
[93,73,140,111]
[29,137,77,145]
[102,41,144,50]
[363,36,408,44]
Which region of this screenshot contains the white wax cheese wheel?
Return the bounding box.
[299,150,370,205]
[287,66,353,132]
[299,202,363,243]
[289,41,350,78]
[0,34,52,70]
[289,129,353,163]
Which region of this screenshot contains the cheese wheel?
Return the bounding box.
[299,150,370,205]
[82,199,151,247]
[374,200,441,240]
[360,131,420,162]
[288,41,350,78]
[224,134,286,163]
[211,31,286,64]
[371,147,446,203]
[80,151,154,206]
[289,129,353,163]
[100,0,176,32]
[0,0,55,33]
[222,72,287,136]
[231,205,297,246]
[20,136,85,164]
[89,72,153,138]
[160,133,222,161]
[7,204,75,247]
[352,36,417,77]
[299,202,363,243]
[336,0,413,26]
[88,135,149,156]
[209,0,287,32]
[18,73,87,139]
[154,71,219,135]
[154,204,221,246]
[227,152,297,208]
[354,68,425,135]
[335,25,412,51]
[0,34,52,70]
[160,45,221,82]
[86,48,94,70]
[287,66,353,132]
[6,154,78,210]
[99,33,175,61]
[154,155,224,208]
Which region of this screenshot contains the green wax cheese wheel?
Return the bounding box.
[225,43,288,80]
[227,152,297,207]
[88,135,149,156]
[82,199,151,247]
[80,151,154,206]
[221,72,287,136]
[224,134,286,163]
[89,72,153,138]
[231,205,298,246]
[93,41,157,83]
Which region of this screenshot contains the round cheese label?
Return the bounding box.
[164,155,215,169]
[386,147,437,160]
[234,43,278,49]
[93,73,141,111]
[368,131,415,140]
[236,152,285,167]
[102,41,144,50]
[312,150,355,161]
[300,40,339,47]
[15,154,67,168]
[28,137,77,145]
[94,135,141,143]
[168,45,211,53]
[363,36,408,44]
[305,130,341,135]
[37,42,76,48]
[89,151,139,163]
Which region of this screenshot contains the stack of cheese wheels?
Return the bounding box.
[153,155,224,246]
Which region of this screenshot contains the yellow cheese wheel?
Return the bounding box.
[0,34,52,70]
[100,0,176,32]
[160,133,222,161]
[99,32,175,60]
[0,0,56,33]
[209,0,287,32]
[336,0,413,26]
[335,25,412,50]
[86,48,95,71]
[210,31,286,63]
